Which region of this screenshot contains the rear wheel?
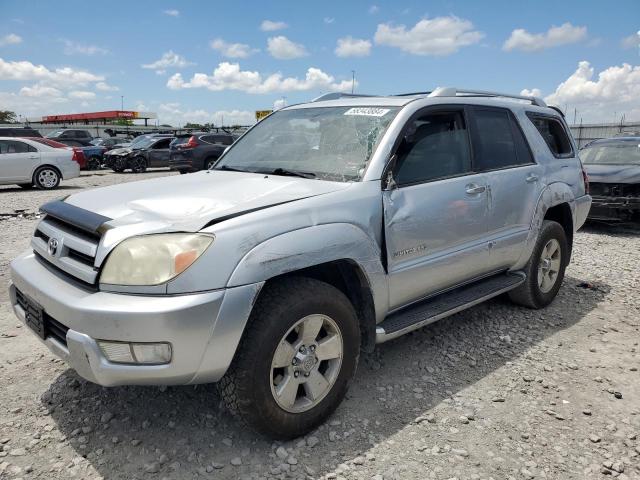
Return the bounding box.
[205,158,217,170]
[33,166,60,189]
[130,156,147,173]
[219,277,360,439]
[86,156,102,170]
[509,220,568,309]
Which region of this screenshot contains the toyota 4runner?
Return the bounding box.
[9,88,591,438]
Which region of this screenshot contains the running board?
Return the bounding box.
[376,272,525,344]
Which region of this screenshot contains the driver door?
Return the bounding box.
[148,138,172,167]
[383,106,491,310]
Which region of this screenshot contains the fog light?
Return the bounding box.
[98,341,172,365]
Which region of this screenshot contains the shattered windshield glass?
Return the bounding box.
[215,106,399,182]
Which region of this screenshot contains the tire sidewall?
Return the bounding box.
[529,221,568,307]
[34,167,60,189]
[240,281,359,438]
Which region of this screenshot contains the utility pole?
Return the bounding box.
[121,96,124,111]
[351,70,355,94]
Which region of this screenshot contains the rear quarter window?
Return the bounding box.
[527,114,573,158]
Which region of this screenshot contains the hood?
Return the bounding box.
[106,146,132,155]
[584,163,640,184]
[64,170,352,231]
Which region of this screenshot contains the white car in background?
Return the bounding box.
[0,137,80,189]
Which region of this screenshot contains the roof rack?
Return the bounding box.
[426,87,547,107]
[312,92,375,102]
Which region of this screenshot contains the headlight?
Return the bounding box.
[100,233,213,286]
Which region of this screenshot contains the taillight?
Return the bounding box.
[71,148,85,164]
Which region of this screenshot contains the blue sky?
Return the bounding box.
[1,0,639,125]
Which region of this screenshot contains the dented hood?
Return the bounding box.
[584,164,640,184]
[64,170,351,231]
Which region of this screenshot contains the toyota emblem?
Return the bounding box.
[47,237,59,256]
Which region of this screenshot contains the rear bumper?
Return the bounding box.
[573,194,592,230]
[10,251,262,386]
[60,161,80,180]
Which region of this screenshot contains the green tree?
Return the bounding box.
[0,111,17,123]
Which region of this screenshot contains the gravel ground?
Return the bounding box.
[0,171,638,480]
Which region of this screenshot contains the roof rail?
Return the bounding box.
[427,87,547,107]
[312,92,375,102]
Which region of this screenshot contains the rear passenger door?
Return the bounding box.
[468,106,543,271]
[383,106,491,310]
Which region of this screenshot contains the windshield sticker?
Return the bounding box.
[344,107,391,117]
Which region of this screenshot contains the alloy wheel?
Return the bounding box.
[538,238,561,293]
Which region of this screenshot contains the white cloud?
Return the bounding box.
[374,16,484,56]
[523,61,640,122]
[0,57,104,86]
[267,36,308,59]
[19,84,63,98]
[0,33,22,47]
[335,36,372,57]
[142,50,195,74]
[369,5,379,14]
[519,88,542,98]
[68,90,96,100]
[621,31,640,49]
[210,38,258,58]
[95,81,119,91]
[158,102,255,126]
[324,17,335,25]
[273,98,287,110]
[62,40,109,56]
[166,62,353,94]
[261,20,288,32]
[503,23,587,52]
[163,9,179,17]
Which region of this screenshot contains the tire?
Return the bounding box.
[130,156,147,173]
[179,170,189,175]
[86,156,102,170]
[219,277,360,439]
[509,220,568,309]
[33,166,60,190]
[205,158,217,170]
[111,157,126,173]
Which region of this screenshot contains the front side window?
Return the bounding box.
[528,115,573,157]
[215,106,399,182]
[581,142,640,165]
[394,111,471,185]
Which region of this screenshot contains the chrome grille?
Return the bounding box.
[32,216,100,285]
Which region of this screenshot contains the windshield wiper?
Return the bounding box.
[270,168,316,179]
[215,165,252,173]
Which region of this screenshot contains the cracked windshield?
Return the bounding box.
[215,106,399,181]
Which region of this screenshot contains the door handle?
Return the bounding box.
[29,155,39,159]
[465,184,486,194]
[526,174,539,183]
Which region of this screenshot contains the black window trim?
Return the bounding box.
[526,111,574,159]
[385,104,477,189]
[467,105,537,174]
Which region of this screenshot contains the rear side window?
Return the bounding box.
[0,140,36,153]
[528,115,573,157]
[395,111,472,185]
[471,108,533,171]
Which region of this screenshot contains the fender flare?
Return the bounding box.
[227,223,389,322]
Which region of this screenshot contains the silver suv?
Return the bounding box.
[9,88,591,438]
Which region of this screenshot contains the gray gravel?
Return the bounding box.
[0,171,639,480]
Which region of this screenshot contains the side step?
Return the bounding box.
[376,272,525,344]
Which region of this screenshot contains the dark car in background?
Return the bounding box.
[103,135,174,173]
[46,129,94,147]
[0,127,42,138]
[169,132,236,173]
[581,136,640,222]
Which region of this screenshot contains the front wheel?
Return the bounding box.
[219,277,360,439]
[509,220,568,309]
[130,156,147,173]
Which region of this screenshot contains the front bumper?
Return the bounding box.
[588,195,640,220]
[10,251,262,386]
